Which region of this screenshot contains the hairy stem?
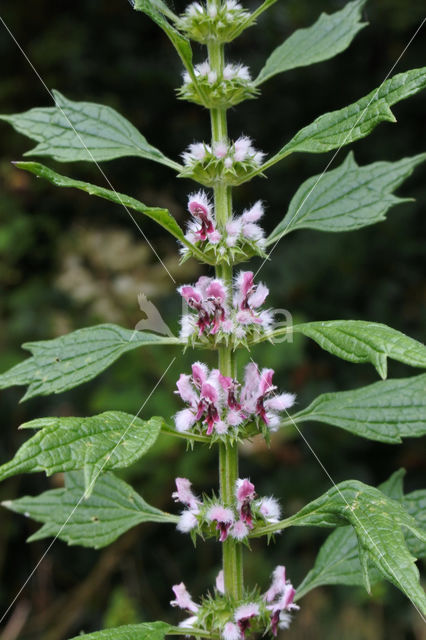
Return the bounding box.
[207,12,244,600]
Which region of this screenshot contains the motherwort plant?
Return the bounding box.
[0,0,426,637]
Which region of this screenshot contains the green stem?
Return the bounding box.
[206,14,243,601]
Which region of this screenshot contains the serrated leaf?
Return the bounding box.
[264,67,426,168]
[267,480,426,612]
[256,0,367,85]
[0,90,179,169]
[0,324,181,401]
[68,620,174,640]
[403,489,426,558]
[0,412,162,497]
[14,162,208,262]
[2,471,177,549]
[271,320,426,379]
[295,471,426,600]
[266,152,426,244]
[292,374,426,443]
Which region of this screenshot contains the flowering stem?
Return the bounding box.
[207,9,244,601]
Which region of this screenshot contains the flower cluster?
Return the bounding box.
[179,137,265,187]
[178,60,258,108]
[181,191,266,262]
[172,476,281,542]
[177,0,252,44]
[170,566,299,638]
[179,271,272,345]
[174,362,295,438]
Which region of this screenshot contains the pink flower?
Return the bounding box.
[216,569,225,594]
[235,478,256,528]
[177,509,199,533]
[229,519,249,540]
[233,136,253,162]
[264,566,299,636]
[187,191,216,241]
[240,364,295,428]
[219,375,242,411]
[234,603,260,639]
[264,566,287,603]
[214,141,228,158]
[179,277,228,336]
[234,272,269,325]
[172,478,200,510]
[222,622,241,640]
[258,496,281,523]
[207,505,235,542]
[242,201,264,223]
[174,408,197,433]
[236,478,255,503]
[170,582,199,613]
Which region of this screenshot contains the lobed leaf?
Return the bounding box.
[256,479,426,612]
[264,320,426,379]
[0,90,179,169]
[0,412,162,497]
[256,0,367,85]
[292,374,426,443]
[266,152,426,244]
[68,620,174,640]
[295,471,426,600]
[14,162,209,263]
[2,471,177,549]
[0,324,181,401]
[263,67,426,169]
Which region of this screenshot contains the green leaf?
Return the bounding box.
[0,90,179,169]
[292,374,426,443]
[266,152,426,244]
[0,324,181,401]
[68,620,174,640]
[265,320,426,379]
[260,479,426,612]
[14,162,209,262]
[264,67,426,168]
[295,471,426,600]
[256,0,367,85]
[3,471,177,549]
[403,489,426,558]
[0,412,162,497]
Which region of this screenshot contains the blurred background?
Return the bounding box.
[0,0,425,638]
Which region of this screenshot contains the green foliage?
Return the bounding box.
[256,0,367,84]
[295,470,426,600]
[0,0,425,634]
[291,374,426,443]
[266,152,426,243]
[0,412,162,497]
[266,320,426,378]
[266,67,426,167]
[0,90,180,169]
[15,162,211,262]
[3,471,177,549]
[0,324,181,400]
[256,479,426,612]
[68,621,174,640]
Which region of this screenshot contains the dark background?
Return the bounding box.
[0,1,425,638]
